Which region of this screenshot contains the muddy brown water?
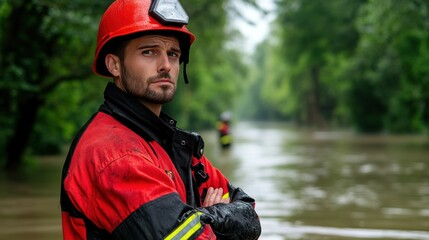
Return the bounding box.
[1,121,428,240]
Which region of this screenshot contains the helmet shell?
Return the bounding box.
[93,0,196,77]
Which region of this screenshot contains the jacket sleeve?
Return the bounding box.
[66,152,212,240]
[195,157,261,240]
[198,185,262,240]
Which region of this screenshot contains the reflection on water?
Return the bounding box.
[1,121,428,240]
[203,122,429,240]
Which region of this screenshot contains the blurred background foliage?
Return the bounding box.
[1,0,428,170]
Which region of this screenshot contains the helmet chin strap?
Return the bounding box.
[183,63,189,84]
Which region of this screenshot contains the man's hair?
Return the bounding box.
[111,39,129,62]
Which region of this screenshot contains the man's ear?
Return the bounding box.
[105,54,121,77]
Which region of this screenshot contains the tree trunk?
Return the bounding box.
[3,2,48,171]
[307,66,326,128]
[5,95,42,171]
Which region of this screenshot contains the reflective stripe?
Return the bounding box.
[165,212,203,240]
[222,192,229,200]
[220,135,232,145]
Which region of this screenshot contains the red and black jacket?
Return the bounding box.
[60,83,261,240]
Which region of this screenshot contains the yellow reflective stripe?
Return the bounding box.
[222,192,229,199]
[164,212,203,240]
[181,221,202,239]
[220,135,232,144]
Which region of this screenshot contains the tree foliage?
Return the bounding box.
[3,0,428,171]
[345,0,429,132]
[0,0,110,170]
[261,0,363,127]
[243,0,429,133]
[0,0,251,170]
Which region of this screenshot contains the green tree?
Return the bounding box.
[263,0,363,127]
[0,0,253,171]
[345,0,429,133]
[0,0,109,170]
[238,38,290,121]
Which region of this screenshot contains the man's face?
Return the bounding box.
[118,35,181,104]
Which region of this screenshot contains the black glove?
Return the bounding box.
[199,200,261,240]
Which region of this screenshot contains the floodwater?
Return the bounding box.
[1,121,428,240]
[204,122,429,240]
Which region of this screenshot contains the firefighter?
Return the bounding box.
[218,111,233,148]
[60,0,261,239]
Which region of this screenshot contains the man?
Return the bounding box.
[218,111,233,148]
[60,0,261,239]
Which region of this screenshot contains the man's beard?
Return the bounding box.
[121,65,176,104]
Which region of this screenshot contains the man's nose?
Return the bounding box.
[158,53,171,73]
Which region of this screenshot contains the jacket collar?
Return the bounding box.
[101,82,176,144]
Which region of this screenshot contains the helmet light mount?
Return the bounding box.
[149,0,189,26]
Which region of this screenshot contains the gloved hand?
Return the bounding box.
[199,200,261,240]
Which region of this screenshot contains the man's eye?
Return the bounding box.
[169,52,180,57]
[142,50,153,55]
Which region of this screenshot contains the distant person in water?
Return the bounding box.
[218,111,232,148]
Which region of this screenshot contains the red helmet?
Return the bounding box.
[93,0,196,78]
